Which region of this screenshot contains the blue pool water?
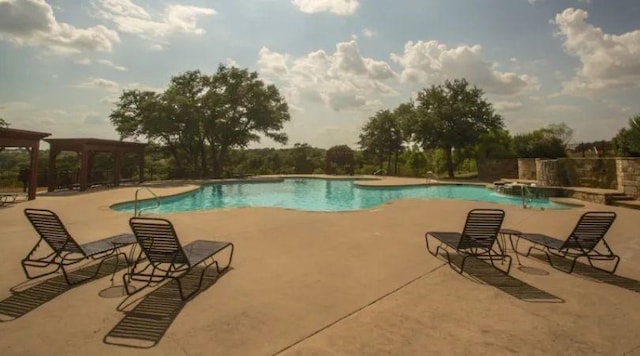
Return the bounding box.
[112,179,572,213]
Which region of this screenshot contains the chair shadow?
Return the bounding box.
[529,253,640,293]
[0,257,128,321]
[103,266,228,349]
[445,254,564,303]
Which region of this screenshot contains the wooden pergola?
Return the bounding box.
[44,138,146,192]
[0,127,51,200]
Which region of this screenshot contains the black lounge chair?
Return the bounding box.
[510,211,619,274]
[22,209,134,285]
[125,217,234,300]
[425,209,510,274]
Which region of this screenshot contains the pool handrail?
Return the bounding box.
[134,187,160,217]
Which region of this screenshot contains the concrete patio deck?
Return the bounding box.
[1,176,639,355]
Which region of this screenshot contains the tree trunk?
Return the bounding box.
[394,150,398,175]
[211,145,228,178]
[445,146,454,178]
[199,140,208,178]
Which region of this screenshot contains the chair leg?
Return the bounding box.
[175,261,218,301]
[21,259,62,281]
[586,255,620,274]
[507,235,523,265]
[60,252,125,285]
[214,244,234,274]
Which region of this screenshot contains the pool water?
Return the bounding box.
[112,179,571,213]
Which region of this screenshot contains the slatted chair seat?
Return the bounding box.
[425,209,510,274]
[125,217,234,301]
[510,211,619,274]
[21,209,134,285]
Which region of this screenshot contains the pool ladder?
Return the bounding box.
[521,185,534,209]
[133,187,160,217]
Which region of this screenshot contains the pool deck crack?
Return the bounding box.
[272,262,446,355]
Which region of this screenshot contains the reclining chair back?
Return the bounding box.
[458,209,505,250]
[24,209,84,255]
[129,217,189,267]
[563,211,616,252]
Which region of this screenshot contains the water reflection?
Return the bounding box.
[112,179,572,213]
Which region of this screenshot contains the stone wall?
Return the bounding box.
[477,159,518,182]
[617,158,640,198]
[517,158,537,180]
[537,158,618,189]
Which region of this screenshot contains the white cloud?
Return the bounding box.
[75,57,127,71]
[257,40,397,112]
[124,82,165,92]
[291,0,359,16]
[0,0,120,54]
[390,40,539,95]
[552,8,640,94]
[362,28,376,38]
[75,77,120,92]
[93,0,216,46]
[97,59,127,71]
[494,101,524,112]
[545,104,578,113]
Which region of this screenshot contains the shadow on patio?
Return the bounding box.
[529,253,640,294]
[445,254,564,303]
[0,257,128,321]
[104,266,229,348]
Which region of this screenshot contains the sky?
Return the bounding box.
[1,0,639,149]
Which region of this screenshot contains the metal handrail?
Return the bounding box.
[521,184,534,209]
[134,187,160,217]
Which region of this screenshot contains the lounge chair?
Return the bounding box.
[509,211,619,273]
[126,217,234,300]
[425,208,510,274]
[1,193,18,205]
[22,209,135,285]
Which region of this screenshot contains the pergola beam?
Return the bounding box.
[0,128,51,200]
[45,138,146,192]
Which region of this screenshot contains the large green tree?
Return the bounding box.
[405,78,503,178]
[325,145,355,175]
[358,109,404,174]
[613,115,640,157]
[110,65,290,178]
[0,118,9,128]
[512,128,567,159]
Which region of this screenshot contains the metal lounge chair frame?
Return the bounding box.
[125,217,234,301]
[425,209,510,274]
[22,209,133,285]
[509,211,619,274]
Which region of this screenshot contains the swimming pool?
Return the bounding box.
[112,179,572,213]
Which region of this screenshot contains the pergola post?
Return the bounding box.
[47,148,60,192]
[79,149,90,191]
[87,151,95,185]
[114,152,123,187]
[44,138,146,192]
[28,143,40,200]
[138,148,145,183]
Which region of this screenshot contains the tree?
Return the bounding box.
[475,129,515,159]
[546,122,574,147]
[613,115,640,157]
[358,109,404,174]
[110,65,291,178]
[406,145,427,176]
[292,143,315,174]
[512,129,567,159]
[325,145,355,174]
[0,118,9,128]
[405,78,503,178]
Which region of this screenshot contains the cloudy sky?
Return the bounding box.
[1,0,639,148]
